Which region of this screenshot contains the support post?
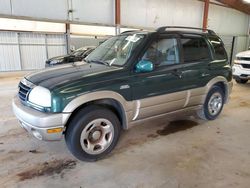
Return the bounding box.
[247,18,250,50]
[203,0,210,31]
[45,34,49,60]
[230,36,236,66]
[66,23,71,53]
[17,32,23,70]
[115,0,121,35]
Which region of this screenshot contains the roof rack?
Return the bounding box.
[156,26,216,35]
[120,29,147,34]
[121,30,136,34]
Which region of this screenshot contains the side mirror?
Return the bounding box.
[135,60,154,73]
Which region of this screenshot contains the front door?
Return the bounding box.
[131,35,187,120]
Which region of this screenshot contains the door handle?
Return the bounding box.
[171,69,183,79]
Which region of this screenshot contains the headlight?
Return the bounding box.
[234,59,241,65]
[28,86,51,108]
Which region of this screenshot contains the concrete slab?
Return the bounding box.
[0,74,250,188]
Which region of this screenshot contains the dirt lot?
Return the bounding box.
[0,72,250,188]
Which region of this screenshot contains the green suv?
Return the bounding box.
[13,26,233,161]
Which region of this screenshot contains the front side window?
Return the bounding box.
[141,38,179,67]
[181,37,211,63]
[208,36,227,60]
[86,34,145,66]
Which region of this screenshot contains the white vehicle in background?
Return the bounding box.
[233,50,250,84]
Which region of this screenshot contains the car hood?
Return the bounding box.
[25,61,122,90]
[236,50,250,58]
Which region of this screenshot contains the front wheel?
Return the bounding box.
[65,105,121,161]
[197,85,224,120]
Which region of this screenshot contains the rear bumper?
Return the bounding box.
[12,96,71,141]
[228,81,233,94]
[224,81,233,104]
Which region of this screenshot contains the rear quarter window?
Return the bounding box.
[208,36,228,60]
[181,37,211,63]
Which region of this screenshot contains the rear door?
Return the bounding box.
[178,35,214,107]
[179,35,213,89]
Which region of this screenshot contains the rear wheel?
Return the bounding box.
[65,105,121,161]
[198,85,224,120]
[235,78,248,84]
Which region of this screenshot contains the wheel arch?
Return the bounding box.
[63,91,132,130]
[206,76,232,104]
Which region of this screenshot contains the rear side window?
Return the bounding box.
[181,37,211,63]
[208,36,227,60]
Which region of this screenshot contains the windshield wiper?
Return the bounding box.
[86,59,110,66]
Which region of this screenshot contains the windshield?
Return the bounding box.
[86,34,145,66]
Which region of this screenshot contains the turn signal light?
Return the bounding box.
[47,128,63,134]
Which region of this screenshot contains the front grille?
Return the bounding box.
[238,57,250,61]
[18,81,32,102]
[241,64,250,69]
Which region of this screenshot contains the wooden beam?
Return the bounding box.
[216,0,250,15]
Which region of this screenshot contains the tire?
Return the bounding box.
[235,78,248,84]
[65,105,121,161]
[197,85,224,120]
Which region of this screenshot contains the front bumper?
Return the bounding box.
[233,64,250,80]
[12,96,71,141]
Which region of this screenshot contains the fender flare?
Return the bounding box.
[206,76,232,103]
[63,91,134,129]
